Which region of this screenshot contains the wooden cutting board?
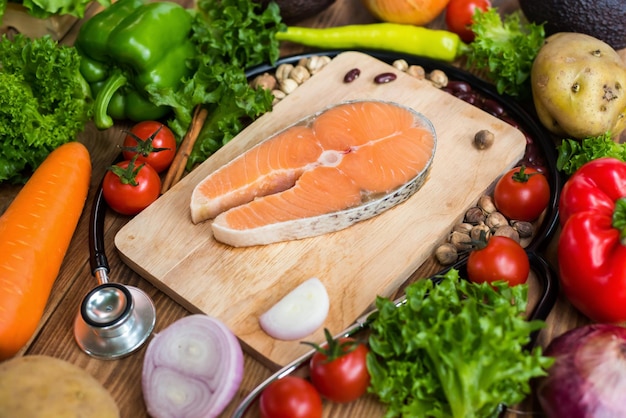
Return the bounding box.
[115,51,526,369]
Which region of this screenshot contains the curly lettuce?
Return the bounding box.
[367,269,552,418]
[0,34,92,183]
[556,132,623,175]
[147,0,285,170]
[2,0,110,21]
[467,8,545,98]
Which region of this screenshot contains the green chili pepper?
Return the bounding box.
[75,0,196,129]
[276,24,469,62]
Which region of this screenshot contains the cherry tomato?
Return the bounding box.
[259,376,322,418]
[309,334,370,403]
[494,165,550,222]
[122,121,177,173]
[445,0,491,43]
[467,236,530,286]
[103,158,161,216]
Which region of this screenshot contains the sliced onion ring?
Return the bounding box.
[142,314,244,418]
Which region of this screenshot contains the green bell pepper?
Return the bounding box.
[75,0,195,129]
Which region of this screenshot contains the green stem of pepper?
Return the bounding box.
[275,24,469,62]
[613,198,626,246]
[93,70,128,130]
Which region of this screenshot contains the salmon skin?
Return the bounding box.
[190,100,437,247]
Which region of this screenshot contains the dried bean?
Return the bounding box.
[275,63,294,81]
[449,231,472,251]
[427,69,448,88]
[343,68,361,83]
[473,129,495,150]
[465,206,486,224]
[250,73,276,91]
[493,225,520,242]
[289,65,311,84]
[456,92,479,105]
[435,243,458,265]
[512,221,534,238]
[279,78,299,94]
[392,59,409,72]
[470,223,491,241]
[406,65,425,79]
[453,222,473,234]
[477,195,497,214]
[486,212,508,229]
[499,115,520,129]
[445,80,472,94]
[481,98,505,116]
[374,72,397,84]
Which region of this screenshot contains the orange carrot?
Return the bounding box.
[0,142,92,360]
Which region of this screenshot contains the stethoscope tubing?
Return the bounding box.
[75,163,156,359]
[89,182,111,285]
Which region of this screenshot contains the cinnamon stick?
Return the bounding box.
[161,105,209,194]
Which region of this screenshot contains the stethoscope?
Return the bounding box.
[73,173,156,360]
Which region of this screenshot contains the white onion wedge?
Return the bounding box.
[141,315,243,418]
[259,277,329,340]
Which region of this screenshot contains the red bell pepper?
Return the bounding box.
[558,157,626,323]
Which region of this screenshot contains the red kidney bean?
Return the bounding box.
[498,115,520,129]
[374,72,397,84]
[481,98,505,116]
[343,68,361,83]
[456,92,478,105]
[446,80,472,94]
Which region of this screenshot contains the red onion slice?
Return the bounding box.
[142,314,244,418]
[537,324,626,418]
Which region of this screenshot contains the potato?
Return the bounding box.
[531,32,626,139]
[0,355,119,418]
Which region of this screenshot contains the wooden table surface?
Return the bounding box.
[2,0,622,416]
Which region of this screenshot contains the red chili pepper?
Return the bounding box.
[558,157,626,323]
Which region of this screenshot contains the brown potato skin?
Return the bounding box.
[0,355,120,418]
[531,32,626,139]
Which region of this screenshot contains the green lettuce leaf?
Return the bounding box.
[19,0,110,19]
[0,34,92,183]
[367,269,553,418]
[147,0,284,169]
[556,132,625,175]
[0,0,6,24]
[467,8,545,98]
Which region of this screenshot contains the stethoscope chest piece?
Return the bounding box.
[74,175,157,360]
[74,283,156,360]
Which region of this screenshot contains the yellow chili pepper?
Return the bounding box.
[276,23,469,62]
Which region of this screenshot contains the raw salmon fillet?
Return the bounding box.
[190,100,436,247]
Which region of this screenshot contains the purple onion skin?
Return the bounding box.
[537,324,626,418]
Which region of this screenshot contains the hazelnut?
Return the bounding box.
[464,206,486,225]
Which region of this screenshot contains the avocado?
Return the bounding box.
[518,0,626,50]
[257,0,336,24]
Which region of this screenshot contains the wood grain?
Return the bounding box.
[115,51,526,368]
[0,0,618,417]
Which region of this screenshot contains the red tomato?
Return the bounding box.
[467,236,529,286]
[309,337,370,403]
[122,121,177,173]
[494,165,550,222]
[103,159,161,216]
[445,0,491,43]
[259,376,322,418]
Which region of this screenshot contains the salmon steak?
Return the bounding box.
[190,100,437,247]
